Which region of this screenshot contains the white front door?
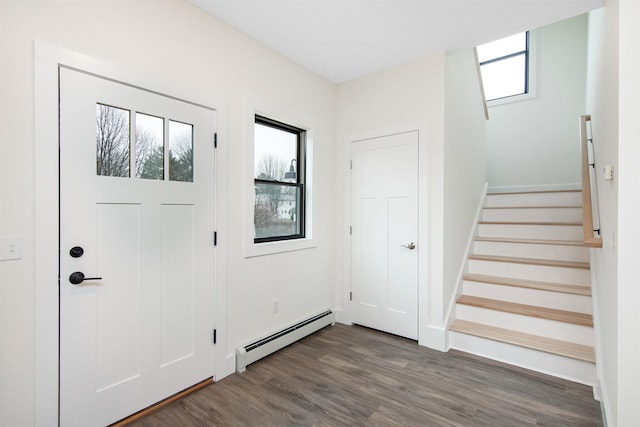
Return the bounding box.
[59,68,216,427]
[351,131,419,340]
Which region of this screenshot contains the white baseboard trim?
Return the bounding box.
[420,324,447,352]
[218,354,236,380]
[334,307,350,325]
[488,183,581,193]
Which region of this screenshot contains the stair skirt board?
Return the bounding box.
[449,331,596,386]
[235,309,335,373]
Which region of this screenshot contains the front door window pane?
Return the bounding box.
[96,104,130,177]
[169,120,193,182]
[135,113,164,180]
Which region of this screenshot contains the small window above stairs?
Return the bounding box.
[449,189,596,386]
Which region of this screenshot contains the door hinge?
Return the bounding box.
[213,329,217,344]
[349,291,353,301]
[349,226,352,235]
[350,160,353,170]
[214,133,218,148]
[214,231,218,246]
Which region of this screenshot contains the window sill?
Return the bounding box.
[243,237,316,258]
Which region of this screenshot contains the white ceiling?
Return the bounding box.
[188,0,604,83]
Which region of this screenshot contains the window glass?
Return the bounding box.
[169,120,193,182]
[96,104,130,177]
[480,54,527,101]
[135,113,164,180]
[254,123,297,180]
[254,116,304,243]
[477,32,529,102]
[477,33,527,62]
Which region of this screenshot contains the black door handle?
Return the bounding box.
[69,271,102,285]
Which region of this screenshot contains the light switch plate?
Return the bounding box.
[0,236,23,261]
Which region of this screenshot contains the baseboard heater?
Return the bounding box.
[235,309,335,373]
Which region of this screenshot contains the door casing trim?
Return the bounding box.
[339,122,429,347]
[34,40,230,425]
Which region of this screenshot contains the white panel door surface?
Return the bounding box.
[59,68,216,427]
[351,131,419,340]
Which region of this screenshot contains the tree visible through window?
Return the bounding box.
[96,104,193,182]
[477,32,529,101]
[254,115,305,242]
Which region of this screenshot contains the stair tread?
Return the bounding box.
[468,254,590,269]
[456,295,593,326]
[483,205,582,210]
[487,189,581,195]
[463,273,591,295]
[479,221,582,226]
[450,320,595,363]
[474,236,585,246]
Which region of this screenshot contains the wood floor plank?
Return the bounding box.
[128,324,602,427]
[457,295,594,326]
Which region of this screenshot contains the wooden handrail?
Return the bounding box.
[579,114,603,248]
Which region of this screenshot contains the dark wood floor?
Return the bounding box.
[129,323,603,426]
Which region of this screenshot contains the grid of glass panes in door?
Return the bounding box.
[96,104,194,182]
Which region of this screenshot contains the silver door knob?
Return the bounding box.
[401,242,416,250]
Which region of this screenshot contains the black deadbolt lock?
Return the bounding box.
[69,246,84,258]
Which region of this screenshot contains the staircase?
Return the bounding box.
[449,189,596,385]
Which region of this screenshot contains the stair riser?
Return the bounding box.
[478,224,583,240]
[468,260,590,285]
[473,241,589,262]
[485,192,582,207]
[455,305,594,345]
[462,280,593,313]
[482,207,583,223]
[448,332,596,386]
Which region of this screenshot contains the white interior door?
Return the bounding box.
[59,68,216,427]
[351,131,418,340]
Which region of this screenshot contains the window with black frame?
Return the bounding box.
[477,31,530,102]
[254,115,305,242]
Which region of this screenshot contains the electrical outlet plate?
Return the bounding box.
[0,236,22,261]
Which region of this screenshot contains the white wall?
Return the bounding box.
[486,15,588,192]
[585,5,619,425]
[335,50,487,349]
[584,3,640,424]
[615,1,640,425]
[0,1,336,425]
[443,49,488,319]
[334,54,447,348]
